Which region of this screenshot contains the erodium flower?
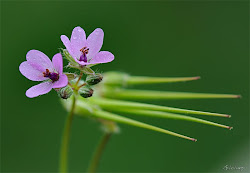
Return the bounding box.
[19,26,240,173]
[61,26,114,66]
[19,50,68,98]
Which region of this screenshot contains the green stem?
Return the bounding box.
[76,71,83,85]
[59,95,76,173]
[87,133,112,173]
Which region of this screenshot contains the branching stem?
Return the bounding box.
[78,83,87,89]
[76,71,84,85]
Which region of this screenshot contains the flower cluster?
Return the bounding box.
[19,26,239,141]
[19,26,239,173]
[19,26,114,98]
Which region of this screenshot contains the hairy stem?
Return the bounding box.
[78,83,87,89]
[59,95,76,173]
[87,133,112,173]
[76,71,84,85]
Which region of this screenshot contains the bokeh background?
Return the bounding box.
[1,1,249,172]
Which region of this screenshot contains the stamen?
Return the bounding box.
[43,69,59,82]
[79,47,89,62]
[43,69,50,77]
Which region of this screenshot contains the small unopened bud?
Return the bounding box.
[58,86,73,99]
[79,86,94,98]
[86,73,103,85]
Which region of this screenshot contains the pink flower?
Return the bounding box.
[19,50,68,98]
[61,26,114,66]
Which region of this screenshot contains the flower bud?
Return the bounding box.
[58,86,73,99]
[86,73,103,85]
[79,86,94,98]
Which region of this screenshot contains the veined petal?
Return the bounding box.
[26,81,53,98]
[52,53,63,74]
[26,50,53,71]
[61,35,77,60]
[52,74,68,88]
[19,61,47,81]
[70,26,86,58]
[87,28,104,59]
[89,51,114,64]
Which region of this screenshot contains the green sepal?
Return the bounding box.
[81,66,95,75]
[79,86,94,98]
[64,73,77,81]
[86,73,103,85]
[59,48,77,64]
[57,85,73,99]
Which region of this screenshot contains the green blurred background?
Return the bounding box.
[1,1,249,172]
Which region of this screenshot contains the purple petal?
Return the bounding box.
[52,74,68,88]
[52,53,63,74]
[61,35,77,59]
[26,81,53,98]
[19,61,47,81]
[70,26,86,58]
[89,51,114,64]
[26,50,53,71]
[86,28,104,59]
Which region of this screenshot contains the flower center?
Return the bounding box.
[79,47,89,62]
[43,69,59,82]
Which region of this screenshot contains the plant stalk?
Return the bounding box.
[59,95,76,173]
[76,71,84,85]
[87,133,112,173]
